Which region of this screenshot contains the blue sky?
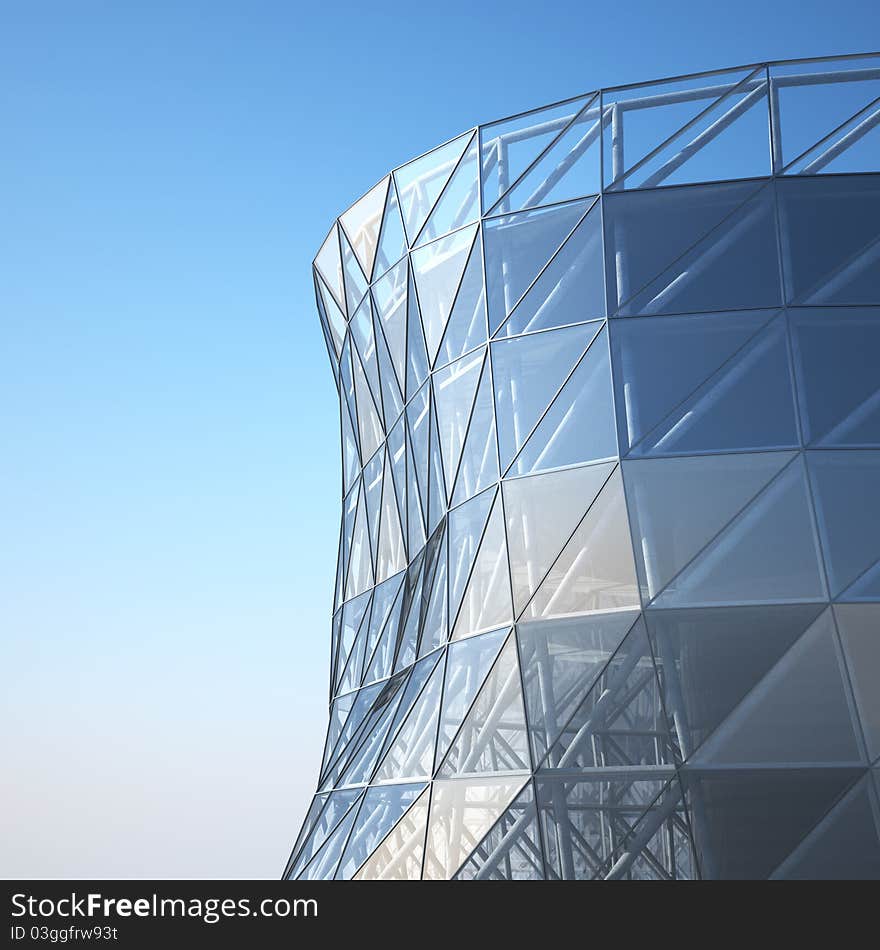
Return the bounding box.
[1,0,877,878]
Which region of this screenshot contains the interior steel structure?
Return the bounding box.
[286,53,880,880]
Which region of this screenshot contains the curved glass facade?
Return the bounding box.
[288,54,880,880]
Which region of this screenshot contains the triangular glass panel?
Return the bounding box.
[337,599,373,695]
[344,477,374,600]
[406,266,429,398]
[353,785,430,880]
[496,199,604,338]
[835,604,880,762]
[373,181,407,280]
[788,307,880,448]
[363,450,383,552]
[504,462,614,616]
[297,794,363,879]
[376,452,407,583]
[542,617,677,770]
[433,350,485,497]
[419,529,448,656]
[783,97,880,176]
[518,610,641,764]
[451,495,513,640]
[451,359,498,506]
[807,450,880,598]
[314,223,345,315]
[411,223,478,366]
[510,324,616,476]
[361,572,405,685]
[439,634,529,774]
[335,783,427,880]
[349,296,381,410]
[447,486,496,626]
[394,131,472,246]
[522,467,640,621]
[623,451,795,601]
[610,309,780,454]
[492,321,601,471]
[603,179,773,316]
[364,580,405,684]
[435,627,509,769]
[771,774,880,879]
[426,394,447,535]
[651,455,827,607]
[481,96,592,212]
[602,67,754,188]
[322,691,355,775]
[693,609,862,767]
[416,132,480,246]
[371,258,408,388]
[484,200,588,333]
[423,775,530,880]
[407,382,431,527]
[385,418,407,540]
[320,682,384,784]
[340,226,368,316]
[340,399,359,494]
[494,95,601,214]
[288,789,361,879]
[351,342,384,464]
[680,766,862,879]
[455,783,544,880]
[315,272,346,357]
[434,231,487,368]
[339,177,388,281]
[645,603,826,762]
[373,307,404,426]
[375,654,445,782]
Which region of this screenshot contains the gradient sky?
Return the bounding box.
[2,0,877,879]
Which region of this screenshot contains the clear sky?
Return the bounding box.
[1,0,877,879]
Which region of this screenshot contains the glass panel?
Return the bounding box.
[496,199,605,338]
[339,177,388,281]
[788,307,880,447]
[484,200,588,333]
[373,181,407,280]
[375,654,445,781]
[772,775,880,879]
[517,610,640,764]
[394,131,472,246]
[434,231,487,369]
[692,609,862,766]
[451,496,513,640]
[447,486,495,623]
[680,767,862,879]
[410,224,478,366]
[439,634,530,774]
[340,227,368,317]
[504,461,615,615]
[450,357,498,506]
[435,628,509,768]
[455,783,544,880]
[315,272,346,357]
[492,321,601,471]
[417,132,480,245]
[835,604,880,762]
[495,96,601,214]
[602,67,755,187]
[542,618,676,770]
[646,603,825,761]
[351,343,383,464]
[777,174,880,306]
[511,325,617,476]
[371,258,408,395]
[481,96,591,212]
[623,451,794,601]
[423,775,529,879]
[783,99,880,176]
[603,179,779,317]
[807,450,880,598]
[335,783,426,879]
[289,789,361,878]
[314,223,345,314]
[536,773,669,879]
[353,785,431,880]
[522,467,640,621]
[611,310,798,457]
[406,267,429,399]
[419,529,448,656]
[771,55,880,170]
[361,573,404,684]
[652,455,826,607]
[433,351,485,498]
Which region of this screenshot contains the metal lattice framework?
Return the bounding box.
[287,53,880,881]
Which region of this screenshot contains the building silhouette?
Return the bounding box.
[286,54,880,880]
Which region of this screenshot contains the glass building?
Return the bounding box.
[286,54,880,880]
